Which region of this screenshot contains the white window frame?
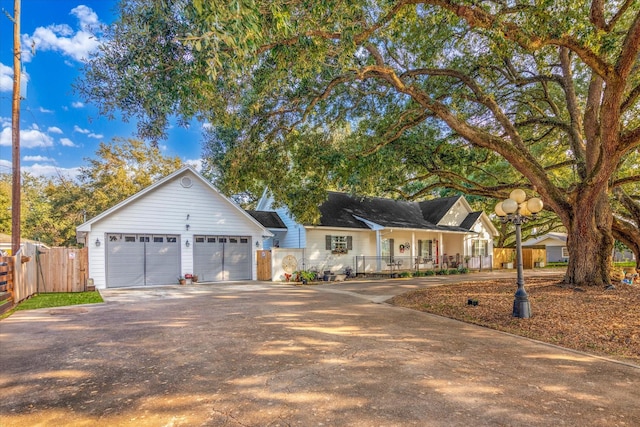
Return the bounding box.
[472,239,489,256]
[332,236,348,253]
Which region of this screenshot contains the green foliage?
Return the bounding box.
[77,0,640,281]
[436,269,449,276]
[294,270,317,283]
[2,139,182,246]
[400,271,413,278]
[425,270,436,276]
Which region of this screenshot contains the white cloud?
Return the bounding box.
[21,6,103,63]
[39,107,54,113]
[23,163,80,180]
[1,65,29,95]
[48,126,63,134]
[88,133,103,139]
[0,124,54,148]
[185,159,203,172]
[0,63,12,92]
[72,5,100,28]
[72,101,85,108]
[0,156,78,179]
[60,138,76,147]
[23,155,54,162]
[73,125,89,134]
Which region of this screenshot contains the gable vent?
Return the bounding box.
[180,176,193,188]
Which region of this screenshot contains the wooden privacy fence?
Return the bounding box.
[36,246,88,293]
[493,247,546,269]
[0,242,89,313]
[0,242,40,313]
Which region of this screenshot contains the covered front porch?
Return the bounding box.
[353,253,493,276]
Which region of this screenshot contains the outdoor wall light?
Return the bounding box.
[495,189,544,318]
[95,238,101,247]
[186,224,190,230]
[185,240,190,248]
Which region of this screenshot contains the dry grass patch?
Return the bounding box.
[389,277,640,364]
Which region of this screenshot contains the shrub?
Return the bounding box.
[400,271,413,278]
[295,270,317,283]
[436,269,449,275]
[448,268,459,275]
[425,270,436,276]
[458,267,469,274]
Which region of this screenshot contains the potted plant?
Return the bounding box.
[178,276,186,285]
[502,251,515,269]
[534,257,545,268]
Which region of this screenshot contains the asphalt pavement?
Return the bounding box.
[1,270,638,426]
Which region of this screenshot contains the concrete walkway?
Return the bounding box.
[1,271,638,426]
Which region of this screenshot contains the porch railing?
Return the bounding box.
[353,255,493,275]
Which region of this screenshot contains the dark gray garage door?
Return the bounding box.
[193,235,251,281]
[106,234,180,288]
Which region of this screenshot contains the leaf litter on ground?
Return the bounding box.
[389,277,639,364]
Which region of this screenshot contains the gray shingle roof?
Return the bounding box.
[316,192,473,232]
[418,196,460,224]
[460,211,482,230]
[246,210,287,229]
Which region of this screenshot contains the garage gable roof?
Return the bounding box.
[76,165,271,235]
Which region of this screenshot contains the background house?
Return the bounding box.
[0,234,45,256]
[250,191,498,281]
[522,232,568,263]
[76,166,271,289]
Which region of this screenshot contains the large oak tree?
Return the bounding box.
[78,0,640,285]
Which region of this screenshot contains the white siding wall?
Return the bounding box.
[438,199,469,227]
[85,170,266,288]
[303,228,373,274]
[271,248,306,281]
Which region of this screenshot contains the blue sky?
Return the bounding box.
[0,0,204,179]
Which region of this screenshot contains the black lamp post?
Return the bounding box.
[495,189,544,318]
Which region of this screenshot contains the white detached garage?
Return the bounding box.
[76,166,271,289]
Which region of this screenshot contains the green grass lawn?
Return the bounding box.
[1,292,103,319]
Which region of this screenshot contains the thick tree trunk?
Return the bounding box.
[564,191,614,286]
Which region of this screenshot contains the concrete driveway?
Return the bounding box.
[1,272,638,426]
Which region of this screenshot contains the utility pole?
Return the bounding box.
[11,0,21,255]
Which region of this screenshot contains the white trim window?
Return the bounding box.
[418,240,434,261]
[561,247,569,258]
[472,239,489,256]
[325,235,353,254]
[381,238,393,258]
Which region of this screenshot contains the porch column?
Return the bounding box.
[438,232,444,266]
[376,229,382,272]
[411,232,416,269]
